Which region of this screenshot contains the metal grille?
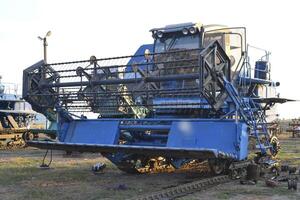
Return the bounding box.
[24,49,208,117]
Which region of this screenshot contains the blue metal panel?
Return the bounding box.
[238,123,248,159]
[62,120,120,145]
[167,120,248,160]
[126,44,154,73]
[58,121,70,141]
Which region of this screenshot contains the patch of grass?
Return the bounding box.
[276,138,300,166]
[2,138,300,200]
[0,156,138,200]
[216,191,231,199]
[0,151,189,200]
[0,156,108,187]
[0,158,41,185]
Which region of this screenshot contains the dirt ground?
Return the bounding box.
[0,134,300,200]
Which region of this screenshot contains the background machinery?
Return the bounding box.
[287,119,300,138]
[23,22,289,174]
[0,76,40,147]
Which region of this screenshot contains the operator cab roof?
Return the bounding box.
[150,22,196,33]
[150,22,227,33]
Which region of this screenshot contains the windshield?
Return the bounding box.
[154,33,200,53]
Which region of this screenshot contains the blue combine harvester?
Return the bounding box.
[23,22,289,174]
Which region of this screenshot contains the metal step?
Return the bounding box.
[255,144,272,149]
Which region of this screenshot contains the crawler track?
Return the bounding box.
[134,175,230,200]
[134,160,250,200]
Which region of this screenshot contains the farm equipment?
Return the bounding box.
[0,76,38,147]
[23,22,290,174]
[287,119,300,138]
[0,76,56,148]
[267,120,281,137]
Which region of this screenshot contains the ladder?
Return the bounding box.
[198,41,272,155]
[222,77,271,155]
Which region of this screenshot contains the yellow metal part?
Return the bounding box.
[6,114,19,128]
[0,133,23,139]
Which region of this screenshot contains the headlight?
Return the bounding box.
[156,31,163,38]
[182,28,189,35]
[189,27,197,34]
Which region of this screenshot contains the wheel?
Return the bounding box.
[107,153,172,174]
[104,153,144,174]
[208,159,227,175]
[22,132,34,141]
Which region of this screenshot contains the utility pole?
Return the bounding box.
[38,31,51,80]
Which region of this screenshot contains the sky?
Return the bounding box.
[0,0,299,119]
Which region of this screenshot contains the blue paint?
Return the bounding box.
[126,44,153,73]
[56,114,247,161]
[167,120,248,160]
[62,120,120,145]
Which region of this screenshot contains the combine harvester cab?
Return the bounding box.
[23,22,289,173]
